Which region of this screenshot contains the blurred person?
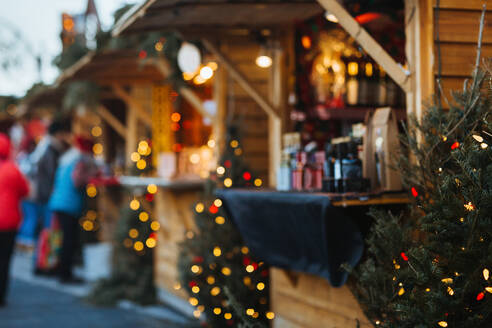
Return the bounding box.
[30,119,70,274]
[0,134,30,307]
[49,136,99,283]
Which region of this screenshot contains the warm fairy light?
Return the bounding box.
[241,246,249,254]
[195,203,205,213]
[230,140,239,148]
[147,184,158,194]
[348,62,358,76]
[217,166,225,175]
[221,267,231,276]
[266,312,275,320]
[447,286,454,296]
[186,230,194,239]
[234,148,242,156]
[154,41,164,52]
[207,139,215,148]
[425,288,430,292]
[138,141,149,154]
[210,286,221,296]
[82,220,94,231]
[438,321,448,327]
[215,216,225,225]
[365,63,373,77]
[139,212,149,222]
[464,202,475,211]
[473,135,484,143]
[246,308,255,316]
[442,135,448,142]
[485,287,492,294]
[150,221,160,231]
[190,153,200,164]
[324,11,339,23]
[123,238,132,248]
[243,277,251,286]
[224,178,233,188]
[208,62,218,71]
[189,297,199,306]
[254,178,262,187]
[246,265,255,273]
[459,217,465,222]
[481,143,488,149]
[213,307,221,315]
[213,247,222,257]
[86,210,97,220]
[171,112,181,122]
[441,278,453,284]
[397,287,405,296]
[131,152,141,162]
[193,310,201,318]
[191,265,200,274]
[183,72,195,81]
[129,229,139,238]
[134,241,144,251]
[86,184,97,198]
[256,55,272,68]
[257,282,265,291]
[193,75,206,85]
[214,199,222,207]
[199,66,214,80]
[224,313,232,320]
[207,276,215,285]
[91,126,102,137]
[146,238,156,248]
[301,35,312,49]
[191,286,200,294]
[477,292,485,301]
[130,199,140,210]
[375,320,381,325]
[484,268,490,281]
[136,159,147,170]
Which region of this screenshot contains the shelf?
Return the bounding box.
[118,176,205,191]
[312,106,407,121]
[316,191,409,207]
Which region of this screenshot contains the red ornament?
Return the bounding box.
[400,252,409,261]
[477,292,485,301]
[243,172,252,181]
[355,12,382,24]
[193,256,204,263]
[138,50,147,59]
[209,205,219,214]
[224,160,231,168]
[189,281,197,288]
[242,257,251,266]
[411,187,418,198]
[145,193,154,202]
[252,262,259,270]
[451,142,460,150]
[149,232,157,239]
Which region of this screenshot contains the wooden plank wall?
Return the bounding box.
[221,39,270,181]
[434,0,491,106]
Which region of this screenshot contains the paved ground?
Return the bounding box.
[0,251,200,328]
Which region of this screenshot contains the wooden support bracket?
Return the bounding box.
[112,84,153,127]
[97,105,127,139]
[317,0,411,93]
[201,38,281,120]
[150,58,214,121]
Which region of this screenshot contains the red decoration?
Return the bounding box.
[243,256,251,266]
[400,252,409,261]
[138,50,147,59]
[451,142,460,150]
[411,187,418,198]
[145,193,154,202]
[224,160,231,168]
[149,232,157,239]
[252,262,259,270]
[189,281,197,288]
[355,12,382,25]
[209,205,219,214]
[477,292,485,301]
[193,256,204,263]
[243,172,252,181]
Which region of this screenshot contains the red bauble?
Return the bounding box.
[145,193,154,202]
[400,252,409,261]
[243,172,252,181]
[411,187,418,198]
[209,205,219,214]
[138,50,147,59]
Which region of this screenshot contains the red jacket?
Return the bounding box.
[0,134,29,231]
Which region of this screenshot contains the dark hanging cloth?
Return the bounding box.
[216,189,364,287]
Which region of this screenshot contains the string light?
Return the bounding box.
[234,148,242,156]
[254,179,262,187]
[139,212,149,222]
[191,286,200,293]
[301,35,312,49]
[129,229,139,238]
[215,216,225,225]
[217,166,225,175]
[189,297,199,306]
[484,268,490,281]
[451,142,460,150]
[243,277,251,286]
[224,313,232,320]
[438,321,448,327]
[485,287,492,294]
[130,152,140,162]
[134,241,144,251]
[147,184,158,194]
[241,247,249,254]
[447,286,454,296]
[464,202,475,211]
[266,312,275,320]
[221,267,231,276]
[481,143,488,149]
[213,307,222,315]
[213,247,222,257]
[210,286,221,296]
[130,199,140,210]
[136,159,147,170]
[193,310,201,318]
[91,126,102,137]
[207,276,215,285]
[199,66,214,80]
[246,265,255,273]
[207,139,216,148]
[86,184,97,198]
[397,287,405,296]
[441,278,453,284]
[191,265,200,274]
[195,203,205,213]
[230,140,239,148]
[224,178,233,188]
[246,308,255,316]
[146,238,156,248]
[257,282,265,291]
[411,187,418,197]
[138,141,149,155]
[82,220,94,231]
[213,199,222,207]
[476,292,485,301]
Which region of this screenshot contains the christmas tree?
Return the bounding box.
[351,26,492,328]
[178,125,272,327]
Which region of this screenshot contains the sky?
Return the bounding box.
[0,0,134,97]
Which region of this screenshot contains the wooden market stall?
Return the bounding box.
[112,0,489,326]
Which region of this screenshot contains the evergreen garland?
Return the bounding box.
[178,126,271,327]
[350,22,492,327]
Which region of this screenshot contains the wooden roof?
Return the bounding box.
[56,49,164,86]
[112,0,323,36]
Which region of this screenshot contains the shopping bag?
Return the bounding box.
[35,214,62,272]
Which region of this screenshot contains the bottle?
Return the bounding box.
[292,152,306,191]
[277,153,292,191]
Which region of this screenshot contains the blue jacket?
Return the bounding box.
[49,149,86,217]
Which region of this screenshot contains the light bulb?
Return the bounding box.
[256,55,272,68]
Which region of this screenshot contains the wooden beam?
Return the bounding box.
[317,0,411,93]
[112,84,153,127]
[150,58,215,121]
[213,63,228,159]
[97,105,127,138]
[201,38,280,119]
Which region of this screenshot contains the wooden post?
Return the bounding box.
[213,63,228,162]
[125,105,138,167]
[112,84,153,127]
[316,0,411,93]
[97,105,127,138]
